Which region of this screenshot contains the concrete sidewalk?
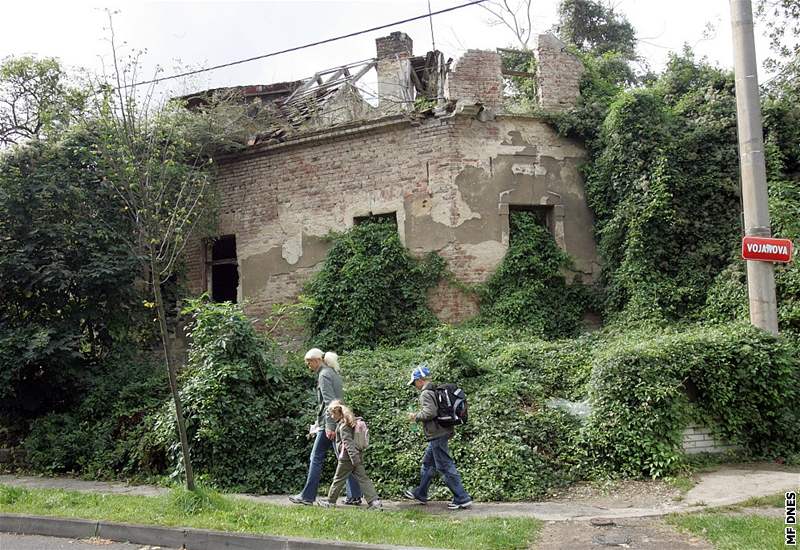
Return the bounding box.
[1,465,798,521]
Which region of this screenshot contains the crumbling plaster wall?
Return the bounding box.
[185,110,598,323]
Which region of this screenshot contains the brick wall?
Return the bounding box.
[534,34,584,113]
[185,92,595,327]
[446,50,504,112]
[682,423,740,455]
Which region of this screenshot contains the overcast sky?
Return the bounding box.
[0,0,775,98]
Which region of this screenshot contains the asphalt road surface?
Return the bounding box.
[0,533,176,550]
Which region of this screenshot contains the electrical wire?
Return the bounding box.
[120,0,487,89]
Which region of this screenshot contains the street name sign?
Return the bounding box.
[741,236,793,263]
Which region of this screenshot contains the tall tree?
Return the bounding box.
[0,127,142,420]
[757,0,800,93]
[557,0,637,58]
[93,17,252,490]
[0,56,86,146]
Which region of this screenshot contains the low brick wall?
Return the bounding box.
[682,423,739,455]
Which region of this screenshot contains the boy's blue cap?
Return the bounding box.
[408,363,431,386]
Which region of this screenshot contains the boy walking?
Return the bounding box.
[404,363,472,510]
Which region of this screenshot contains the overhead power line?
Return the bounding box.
[122,0,487,89]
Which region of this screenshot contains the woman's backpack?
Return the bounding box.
[434,384,468,427]
[354,417,370,450]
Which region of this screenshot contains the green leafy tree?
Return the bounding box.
[0,56,87,146]
[557,0,637,58]
[0,127,143,424]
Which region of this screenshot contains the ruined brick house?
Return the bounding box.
[184,31,599,323]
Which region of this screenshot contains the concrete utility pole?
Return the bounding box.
[729,0,779,334]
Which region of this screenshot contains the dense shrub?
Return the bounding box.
[0,127,144,422]
[148,299,314,493]
[477,211,598,338]
[584,323,800,479]
[23,350,168,478]
[304,220,445,351]
[341,326,597,501]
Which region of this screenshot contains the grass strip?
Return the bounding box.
[667,512,787,550]
[0,484,540,550]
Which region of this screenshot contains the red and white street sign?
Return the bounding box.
[741,236,794,263]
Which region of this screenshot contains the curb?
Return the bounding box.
[0,513,439,550]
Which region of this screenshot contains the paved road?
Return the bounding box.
[0,533,175,550]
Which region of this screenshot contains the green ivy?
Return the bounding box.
[304,220,445,351]
[148,298,313,493]
[341,325,593,501]
[476,211,597,338]
[583,323,800,478]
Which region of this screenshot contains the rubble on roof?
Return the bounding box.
[253,58,379,145]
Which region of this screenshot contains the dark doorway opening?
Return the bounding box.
[210,235,239,303]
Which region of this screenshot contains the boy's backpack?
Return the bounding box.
[354,417,370,450]
[434,384,468,427]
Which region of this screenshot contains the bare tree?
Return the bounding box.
[93,13,256,491]
[480,0,534,49]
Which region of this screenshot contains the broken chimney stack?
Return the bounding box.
[445,50,504,113]
[534,34,584,112]
[375,32,414,110]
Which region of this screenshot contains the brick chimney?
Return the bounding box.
[375,32,414,111]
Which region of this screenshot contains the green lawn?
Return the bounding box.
[668,510,788,550]
[736,491,788,509]
[0,484,540,550]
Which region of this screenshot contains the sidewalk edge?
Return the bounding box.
[0,513,440,550]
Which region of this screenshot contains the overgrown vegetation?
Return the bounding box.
[583,323,799,478]
[0,126,146,432]
[304,219,445,351]
[3,0,800,515]
[148,298,313,493]
[477,211,597,337]
[23,350,167,479]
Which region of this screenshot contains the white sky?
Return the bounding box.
[0,0,775,98]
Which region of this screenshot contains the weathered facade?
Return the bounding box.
[185,32,598,323]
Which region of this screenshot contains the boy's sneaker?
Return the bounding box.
[447,499,473,510]
[403,489,427,504]
[367,499,383,510]
[288,494,314,506]
[343,497,363,506]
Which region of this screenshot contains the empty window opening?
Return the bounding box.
[509,205,554,241]
[353,211,398,228]
[498,48,537,102]
[209,235,239,303]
